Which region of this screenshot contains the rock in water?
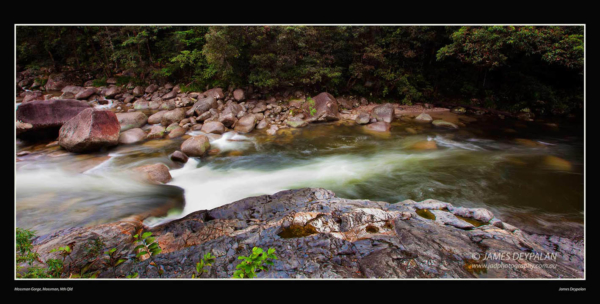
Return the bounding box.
[181,135,211,157]
[304,92,339,121]
[133,163,172,184]
[116,112,148,131]
[414,113,433,122]
[355,112,370,124]
[286,117,309,128]
[118,128,147,144]
[58,109,120,153]
[372,103,395,123]
[201,121,226,134]
[167,127,186,139]
[365,122,391,132]
[432,120,459,129]
[170,151,189,163]
[234,114,257,133]
[16,99,91,140]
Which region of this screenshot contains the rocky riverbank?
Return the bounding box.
[25,188,583,279]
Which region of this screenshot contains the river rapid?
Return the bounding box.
[16,112,584,237]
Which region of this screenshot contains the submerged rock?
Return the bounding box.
[543,155,572,171]
[30,188,583,279]
[408,140,437,150]
[364,121,391,132]
[432,120,458,129]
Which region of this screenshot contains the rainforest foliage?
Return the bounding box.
[16,25,583,113]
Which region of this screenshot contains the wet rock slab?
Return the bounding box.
[29,188,583,279]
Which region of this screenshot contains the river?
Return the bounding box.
[16,111,584,237]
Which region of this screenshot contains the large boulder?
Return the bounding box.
[58,109,120,153]
[201,121,226,134]
[133,163,172,184]
[304,92,339,121]
[16,99,91,140]
[180,135,211,157]
[188,97,217,116]
[116,112,148,131]
[118,128,147,144]
[372,103,395,123]
[161,108,187,126]
[234,114,257,133]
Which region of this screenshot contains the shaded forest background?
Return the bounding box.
[16,26,584,114]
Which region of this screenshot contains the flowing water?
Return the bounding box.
[15,112,584,236]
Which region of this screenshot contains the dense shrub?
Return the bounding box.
[17,25,583,113]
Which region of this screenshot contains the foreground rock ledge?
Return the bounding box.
[28,188,583,279]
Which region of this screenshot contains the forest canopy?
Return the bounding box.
[16,25,584,114]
